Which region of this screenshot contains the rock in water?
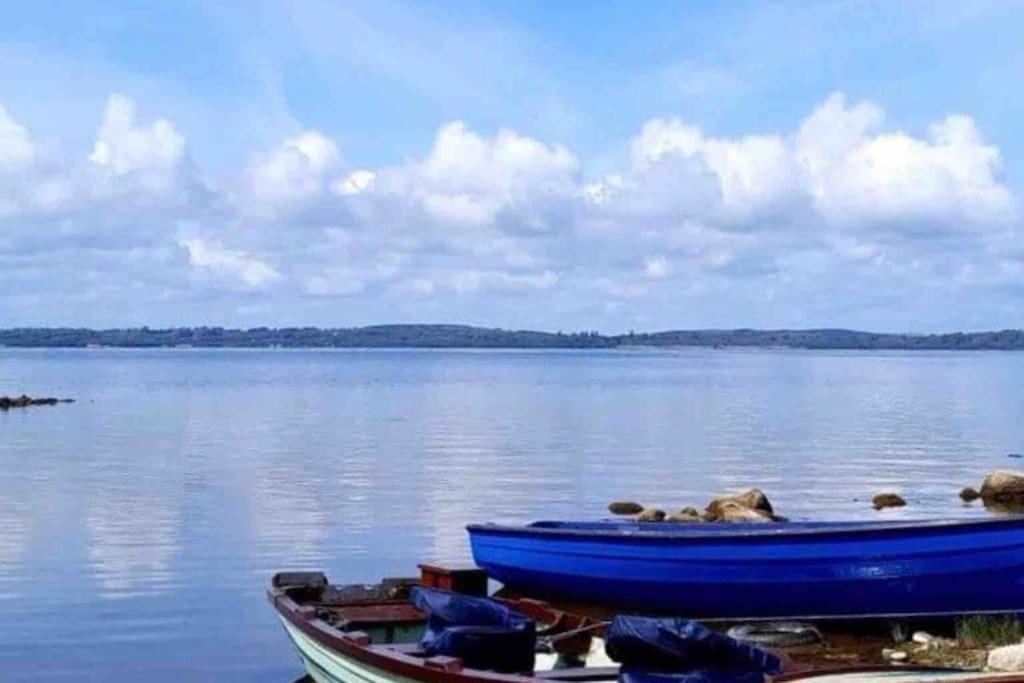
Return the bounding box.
[667,507,703,523]
[872,493,907,510]
[988,643,1024,671]
[608,501,644,516]
[0,395,73,410]
[708,500,773,523]
[706,488,775,518]
[636,508,666,522]
[959,487,981,502]
[980,471,1024,505]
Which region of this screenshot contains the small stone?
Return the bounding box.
[636,508,666,522]
[872,493,906,510]
[987,643,1024,671]
[608,501,644,515]
[667,507,704,523]
[912,631,934,645]
[887,651,907,662]
[960,487,981,502]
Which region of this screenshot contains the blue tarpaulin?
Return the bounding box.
[605,616,783,683]
[409,586,536,673]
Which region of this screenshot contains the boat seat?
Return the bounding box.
[535,666,620,681]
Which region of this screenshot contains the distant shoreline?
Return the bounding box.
[2,325,1024,350]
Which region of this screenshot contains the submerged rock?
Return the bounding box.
[608,501,644,516]
[872,493,907,510]
[980,471,1024,505]
[667,507,703,523]
[636,508,666,522]
[0,395,74,410]
[959,487,981,502]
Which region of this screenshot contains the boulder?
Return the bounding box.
[636,508,666,522]
[980,471,1024,505]
[608,501,644,516]
[706,488,774,519]
[667,507,703,523]
[707,500,773,523]
[987,643,1024,672]
[872,493,906,510]
[959,487,981,502]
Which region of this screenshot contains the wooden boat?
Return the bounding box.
[467,518,1024,620]
[268,566,1024,683]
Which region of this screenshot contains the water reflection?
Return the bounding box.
[86,490,180,599]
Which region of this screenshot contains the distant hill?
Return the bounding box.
[2,325,1024,349]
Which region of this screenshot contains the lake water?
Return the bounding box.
[2,348,1023,681]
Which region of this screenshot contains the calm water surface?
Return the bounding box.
[1,348,1023,681]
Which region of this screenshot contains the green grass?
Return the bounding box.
[955,614,1023,648]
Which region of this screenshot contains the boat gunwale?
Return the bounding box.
[467,516,1024,543]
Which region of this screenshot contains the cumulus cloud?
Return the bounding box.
[797,95,1014,229]
[243,131,340,212]
[0,104,35,169]
[352,121,578,232]
[0,90,1020,329]
[89,95,186,180]
[178,237,280,288]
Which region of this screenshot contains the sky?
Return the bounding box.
[1,0,1023,333]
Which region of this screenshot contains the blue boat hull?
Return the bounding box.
[467,519,1024,619]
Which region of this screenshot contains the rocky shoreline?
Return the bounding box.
[610,468,1024,523]
[0,395,74,410]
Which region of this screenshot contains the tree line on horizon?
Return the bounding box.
[2,325,1024,350]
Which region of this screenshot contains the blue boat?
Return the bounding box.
[467,518,1024,619]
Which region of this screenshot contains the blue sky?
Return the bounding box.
[1,1,1022,331]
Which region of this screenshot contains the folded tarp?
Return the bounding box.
[409,586,536,673]
[605,616,783,683]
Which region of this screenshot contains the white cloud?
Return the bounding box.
[0,104,35,169]
[368,121,579,231]
[452,269,559,293]
[332,169,375,196]
[89,94,186,187]
[645,255,670,279]
[1,90,1021,331]
[243,130,340,210]
[797,96,1014,228]
[179,237,280,288]
[617,92,1014,235]
[630,119,799,220]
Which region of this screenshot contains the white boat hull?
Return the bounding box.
[280,616,419,683]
